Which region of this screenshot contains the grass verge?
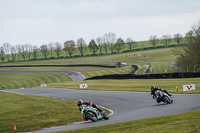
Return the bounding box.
[0,73,72,89]
[0,91,82,133]
[57,109,200,133]
[48,78,200,94]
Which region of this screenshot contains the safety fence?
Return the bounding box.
[86,72,200,80]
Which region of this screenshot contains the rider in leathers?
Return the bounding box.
[151,85,172,103]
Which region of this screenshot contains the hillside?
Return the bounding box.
[0,47,178,78]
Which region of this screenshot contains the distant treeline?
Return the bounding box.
[0,32,189,63]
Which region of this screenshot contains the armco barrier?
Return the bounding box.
[86,72,200,80]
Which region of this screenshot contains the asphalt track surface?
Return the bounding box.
[3,88,200,133]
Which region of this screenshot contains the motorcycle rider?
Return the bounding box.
[77,99,104,115]
[150,85,172,103]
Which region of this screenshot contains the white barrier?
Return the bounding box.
[183,84,195,91]
[80,84,87,89]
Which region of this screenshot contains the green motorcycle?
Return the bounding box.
[80,105,109,122]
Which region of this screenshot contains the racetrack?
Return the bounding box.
[3,88,200,133]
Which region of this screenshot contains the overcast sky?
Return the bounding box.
[0,0,200,46]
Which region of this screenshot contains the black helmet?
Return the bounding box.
[151,85,155,90]
[77,99,83,106]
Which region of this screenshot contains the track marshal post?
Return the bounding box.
[176,86,178,93]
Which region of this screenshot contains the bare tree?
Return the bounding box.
[126,37,137,51]
[185,30,194,45]
[161,35,172,47]
[0,47,5,62]
[104,32,117,53]
[25,44,33,60]
[115,38,125,53]
[77,38,87,57]
[149,35,159,47]
[55,42,62,58]
[16,45,22,61]
[48,42,55,58]
[40,44,49,59]
[20,45,27,61]
[88,39,98,55]
[103,43,108,54]
[64,40,76,57]
[3,42,11,62]
[102,36,108,54]
[174,33,183,45]
[11,46,17,62]
[33,46,39,60]
[96,37,104,55]
[174,21,200,72]
[189,21,200,70]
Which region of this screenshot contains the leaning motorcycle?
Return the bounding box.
[153,90,173,104]
[80,105,109,122]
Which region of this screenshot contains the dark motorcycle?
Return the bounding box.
[154,90,173,104]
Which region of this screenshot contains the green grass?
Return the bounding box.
[0,39,181,63]
[0,91,82,133]
[0,47,177,66]
[48,78,200,94]
[57,109,200,133]
[0,73,72,89]
[0,47,179,78]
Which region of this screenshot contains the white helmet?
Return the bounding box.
[77,99,83,106]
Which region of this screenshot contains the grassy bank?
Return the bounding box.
[0,47,176,66]
[0,91,82,133]
[0,40,179,63]
[0,73,72,89]
[58,109,200,133]
[48,78,200,94]
[0,47,178,78]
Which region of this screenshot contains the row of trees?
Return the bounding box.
[0,30,196,63]
[149,31,194,47]
[63,33,137,57]
[0,33,137,62]
[0,43,35,62]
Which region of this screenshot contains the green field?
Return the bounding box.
[57,110,200,133]
[0,40,179,63]
[1,41,199,133]
[0,91,82,133]
[0,73,72,89]
[48,78,200,94]
[0,47,179,78]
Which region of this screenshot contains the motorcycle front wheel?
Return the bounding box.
[86,113,98,122]
[103,113,109,120]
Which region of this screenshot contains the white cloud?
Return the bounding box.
[0,0,200,46]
